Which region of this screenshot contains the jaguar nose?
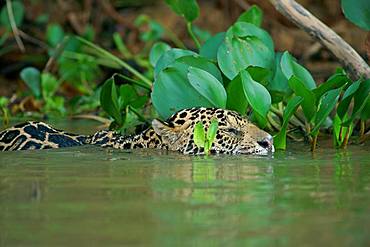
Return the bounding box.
[257,135,274,152]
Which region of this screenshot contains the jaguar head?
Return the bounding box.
[152,108,274,155]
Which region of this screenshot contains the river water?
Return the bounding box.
[0,122,369,246]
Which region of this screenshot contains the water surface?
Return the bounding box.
[0,123,369,246]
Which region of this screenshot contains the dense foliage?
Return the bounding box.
[1,0,369,151]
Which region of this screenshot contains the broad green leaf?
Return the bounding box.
[41,73,59,99]
[149,42,171,67]
[231,22,274,52]
[337,80,361,119]
[311,88,342,135]
[342,79,370,126]
[20,67,41,99]
[207,119,219,145]
[312,72,349,101]
[176,56,223,83]
[100,78,121,124]
[274,96,303,150]
[152,62,217,119]
[46,24,65,47]
[226,75,248,115]
[237,5,263,27]
[217,33,274,80]
[240,70,271,121]
[187,67,227,108]
[165,0,200,22]
[199,32,225,60]
[341,0,370,30]
[154,48,197,76]
[0,0,24,30]
[268,52,292,103]
[288,75,316,122]
[194,122,205,148]
[281,51,316,90]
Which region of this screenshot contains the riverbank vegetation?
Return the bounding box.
[0,0,369,151]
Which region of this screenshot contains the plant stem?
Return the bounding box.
[76,36,152,88]
[341,129,350,149]
[186,22,201,49]
[360,120,365,139]
[311,134,318,152]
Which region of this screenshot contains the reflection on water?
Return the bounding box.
[0,142,369,246]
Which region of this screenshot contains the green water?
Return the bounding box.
[0,122,369,246]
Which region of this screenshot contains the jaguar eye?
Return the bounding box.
[227,128,241,136]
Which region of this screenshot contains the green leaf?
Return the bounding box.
[199,32,225,60]
[274,96,303,150]
[100,78,121,124]
[187,67,227,108]
[288,75,316,122]
[268,52,292,103]
[342,79,370,126]
[152,59,220,119]
[20,67,41,99]
[240,70,271,122]
[226,75,248,115]
[154,48,197,76]
[341,0,370,30]
[231,22,274,52]
[46,24,65,47]
[194,122,205,148]
[217,30,274,80]
[165,0,200,22]
[0,0,24,30]
[333,114,354,146]
[281,51,316,90]
[41,73,59,99]
[337,80,361,119]
[149,42,171,67]
[311,88,342,135]
[237,5,263,27]
[176,56,223,83]
[207,119,219,146]
[312,71,349,101]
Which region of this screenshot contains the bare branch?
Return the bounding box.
[268,0,370,80]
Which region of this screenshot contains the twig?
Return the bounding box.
[71,114,111,125]
[6,0,25,52]
[268,0,370,80]
[18,30,49,49]
[43,36,70,73]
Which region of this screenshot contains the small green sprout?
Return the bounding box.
[193,118,219,155]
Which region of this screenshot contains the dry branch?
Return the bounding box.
[268,0,370,80]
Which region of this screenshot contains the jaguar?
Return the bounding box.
[0,107,274,155]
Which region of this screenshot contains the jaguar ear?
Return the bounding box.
[152,119,181,143]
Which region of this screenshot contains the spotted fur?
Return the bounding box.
[0,108,274,155]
